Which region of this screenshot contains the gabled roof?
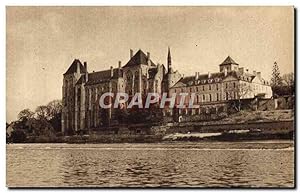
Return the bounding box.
[64,59,87,75]
[123,50,156,68]
[220,56,238,66]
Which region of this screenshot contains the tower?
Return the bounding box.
[62,59,86,135]
[165,47,181,95]
[219,56,239,73]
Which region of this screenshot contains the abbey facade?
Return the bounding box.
[62,49,272,134]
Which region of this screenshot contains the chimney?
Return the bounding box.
[147,52,151,65]
[118,61,121,69]
[253,70,257,75]
[110,66,113,77]
[195,72,199,80]
[147,52,150,60]
[224,68,228,76]
[84,62,88,82]
[208,72,211,79]
[84,62,87,71]
[257,72,261,79]
[238,67,244,74]
[130,49,133,58]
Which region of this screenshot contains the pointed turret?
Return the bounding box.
[219,55,239,72]
[167,47,172,72]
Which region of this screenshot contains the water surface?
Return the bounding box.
[6,141,294,187]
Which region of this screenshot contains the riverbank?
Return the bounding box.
[9,120,294,144]
[7,110,294,144]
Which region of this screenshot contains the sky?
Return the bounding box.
[6,6,294,122]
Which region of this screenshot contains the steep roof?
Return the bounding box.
[220,56,238,66]
[123,50,156,68]
[85,68,122,85]
[64,59,86,75]
[171,71,256,88]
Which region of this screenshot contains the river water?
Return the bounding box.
[6,141,294,188]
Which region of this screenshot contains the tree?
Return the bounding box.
[233,82,253,111]
[271,61,283,87]
[10,129,27,143]
[282,72,294,87]
[18,109,34,121]
[47,100,62,120]
[282,72,295,95]
[47,100,62,132]
[15,109,35,134]
[35,105,50,120]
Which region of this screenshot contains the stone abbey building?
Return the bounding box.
[62,48,272,134]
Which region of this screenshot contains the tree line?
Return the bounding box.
[6,100,62,143]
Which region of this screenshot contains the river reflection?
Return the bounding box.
[6,142,294,187]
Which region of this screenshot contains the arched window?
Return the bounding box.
[209,94,212,101]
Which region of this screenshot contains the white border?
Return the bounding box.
[1,0,298,192]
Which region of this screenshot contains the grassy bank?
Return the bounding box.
[163,130,294,142]
[215,110,293,124]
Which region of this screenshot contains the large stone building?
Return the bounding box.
[169,56,272,115]
[62,49,272,134]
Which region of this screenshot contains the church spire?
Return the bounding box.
[167,47,172,72]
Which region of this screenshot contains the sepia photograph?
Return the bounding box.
[6,6,295,188]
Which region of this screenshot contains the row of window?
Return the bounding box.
[193,92,239,103]
[175,82,238,93]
